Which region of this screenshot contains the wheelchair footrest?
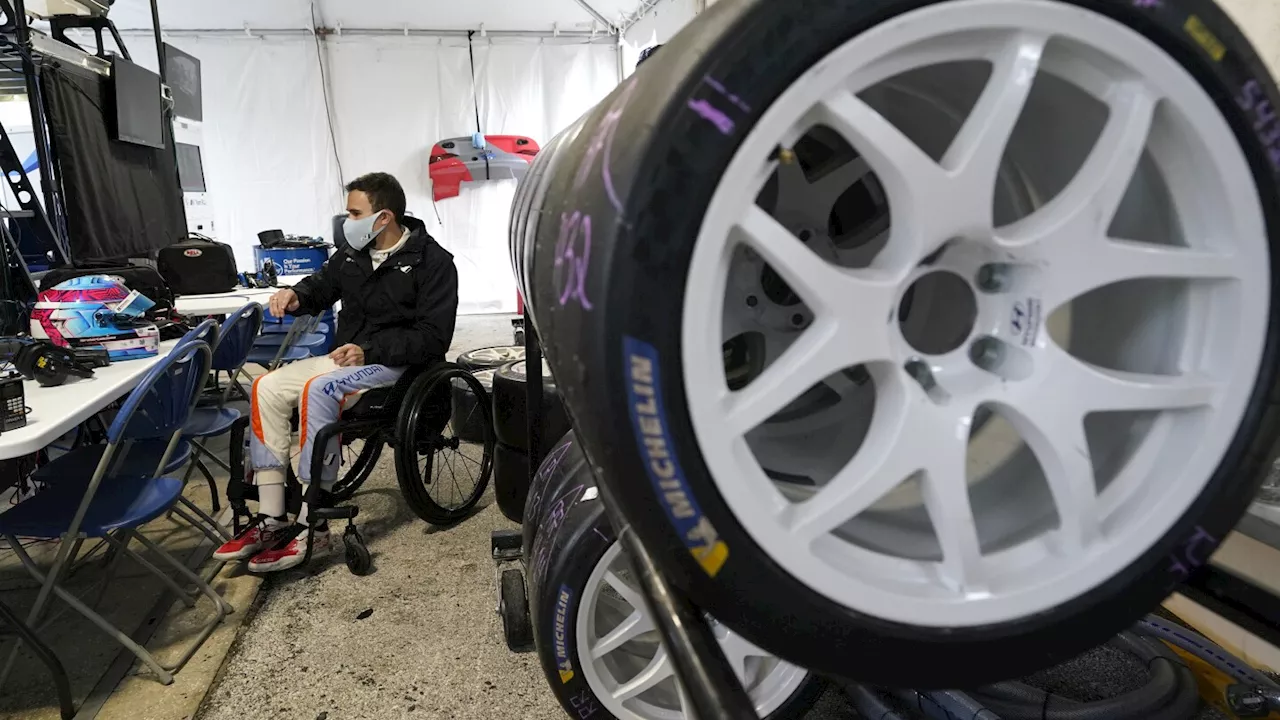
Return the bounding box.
[314,506,359,521]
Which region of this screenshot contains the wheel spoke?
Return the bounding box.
[724,320,846,434]
[718,628,763,685]
[737,206,900,317]
[919,409,986,595]
[998,82,1160,277]
[785,375,930,539]
[612,648,673,701]
[1038,238,1240,313]
[591,610,654,659]
[808,156,873,212]
[996,402,1100,554]
[727,208,896,433]
[603,570,645,613]
[1040,343,1220,413]
[943,32,1047,220]
[811,90,957,263]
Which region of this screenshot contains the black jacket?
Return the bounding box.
[291,216,458,368]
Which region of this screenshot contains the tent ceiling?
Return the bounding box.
[106,0,648,33]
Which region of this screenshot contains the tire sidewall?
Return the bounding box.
[533,0,1280,685]
[530,488,823,720]
[493,361,574,455]
[524,430,583,554]
[495,441,532,522]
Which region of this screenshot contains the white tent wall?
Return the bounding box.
[129,35,342,269]
[622,0,699,67]
[123,32,619,315]
[463,39,620,313]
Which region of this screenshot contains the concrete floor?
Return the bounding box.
[193,314,849,720]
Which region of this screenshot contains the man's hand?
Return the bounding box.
[329,344,365,368]
[268,288,299,318]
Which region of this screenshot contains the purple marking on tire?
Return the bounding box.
[688,99,735,135]
[555,212,594,310]
[703,76,751,112]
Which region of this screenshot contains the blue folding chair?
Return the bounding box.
[246,314,321,370]
[202,305,265,406]
[0,338,232,686]
[252,332,327,348]
[179,304,262,533]
[262,320,330,335]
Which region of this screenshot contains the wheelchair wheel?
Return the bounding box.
[329,436,384,502]
[395,365,495,526]
[344,526,373,576]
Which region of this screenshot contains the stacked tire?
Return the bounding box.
[524,432,824,720]
[492,359,572,523]
[453,346,525,444]
[511,0,1280,690]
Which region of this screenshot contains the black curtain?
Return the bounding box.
[40,64,186,262]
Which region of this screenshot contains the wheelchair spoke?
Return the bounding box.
[452,451,483,468]
[441,449,464,507]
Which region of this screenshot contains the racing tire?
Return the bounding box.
[452,368,496,444]
[494,440,531,523]
[517,0,1280,687]
[526,438,825,719]
[492,359,573,455]
[457,346,526,373]
[523,431,580,556]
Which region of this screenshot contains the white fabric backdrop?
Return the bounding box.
[135,34,618,314]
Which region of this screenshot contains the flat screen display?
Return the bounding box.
[111,56,164,150]
[163,43,202,122]
[175,142,206,193]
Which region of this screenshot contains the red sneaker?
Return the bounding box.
[247,526,330,573]
[212,517,283,562]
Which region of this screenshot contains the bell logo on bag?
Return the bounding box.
[183,249,203,257]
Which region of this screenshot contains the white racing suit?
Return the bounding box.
[250,356,405,489]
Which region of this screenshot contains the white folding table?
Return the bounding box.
[0,340,181,460]
[173,276,312,317]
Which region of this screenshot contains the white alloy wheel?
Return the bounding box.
[464,346,526,366]
[576,542,810,719]
[682,0,1269,628]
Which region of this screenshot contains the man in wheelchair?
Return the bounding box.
[214,172,459,572]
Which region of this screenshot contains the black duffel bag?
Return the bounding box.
[158,235,239,295]
[39,262,175,320]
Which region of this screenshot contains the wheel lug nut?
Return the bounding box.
[976,264,1013,293]
[905,359,936,390]
[746,295,758,307]
[799,230,812,242]
[791,314,806,327]
[970,337,1005,371]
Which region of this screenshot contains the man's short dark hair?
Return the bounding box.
[346,172,407,221]
[637,44,662,69]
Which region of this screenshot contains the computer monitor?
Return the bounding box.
[110,56,164,149]
[163,43,202,122]
[175,142,206,193]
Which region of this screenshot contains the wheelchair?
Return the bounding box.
[226,362,495,575]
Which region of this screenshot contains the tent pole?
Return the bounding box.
[111,27,614,41]
[149,0,165,82]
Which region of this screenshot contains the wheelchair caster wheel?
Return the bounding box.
[344,528,372,576]
[499,568,533,652]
